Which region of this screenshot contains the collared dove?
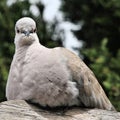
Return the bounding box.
[6,17,115,111]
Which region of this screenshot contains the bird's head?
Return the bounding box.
[14,17,39,48]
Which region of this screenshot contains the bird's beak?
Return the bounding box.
[22,30,30,36]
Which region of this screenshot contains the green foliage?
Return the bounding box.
[62,0,120,55]
[82,39,120,111]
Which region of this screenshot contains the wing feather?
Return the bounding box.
[60,48,115,111]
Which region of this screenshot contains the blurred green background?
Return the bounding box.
[0,0,120,111]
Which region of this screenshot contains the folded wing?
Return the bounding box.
[60,48,115,111]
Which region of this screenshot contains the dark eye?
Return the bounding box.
[17,29,20,33]
[33,28,36,33]
[30,29,36,33]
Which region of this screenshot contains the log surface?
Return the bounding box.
[0,100,120,120]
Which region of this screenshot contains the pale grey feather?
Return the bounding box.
[6,17,115,111]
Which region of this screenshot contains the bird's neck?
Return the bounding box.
[14,45,29,62]
[14,40,43,62]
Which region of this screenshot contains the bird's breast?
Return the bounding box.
[16,48,80,106]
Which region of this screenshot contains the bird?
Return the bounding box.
[6,17,115,111]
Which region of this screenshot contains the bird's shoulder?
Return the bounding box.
[54,47,95,81]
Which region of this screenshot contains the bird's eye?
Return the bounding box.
[33,28,36,33]
[29,28,36,33]
[17,29,20,33]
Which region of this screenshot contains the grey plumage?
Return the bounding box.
[6,17,115,111]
